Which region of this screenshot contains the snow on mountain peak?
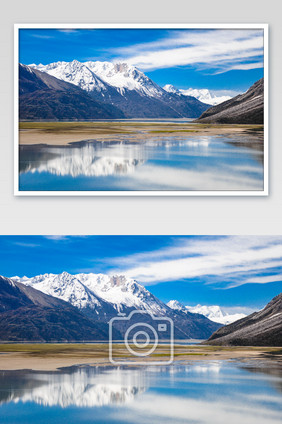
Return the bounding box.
[30,60,109,93]
[167,300,186,311]
[27,59,233,107]
[167,301,246,324]
[85,60,164,97]
[163,84,181,95]
[179,88,232,105]
[13,272,166,316]
[29,60,164,98]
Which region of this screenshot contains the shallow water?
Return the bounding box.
[19,134,264,191]
[0,361,281,424]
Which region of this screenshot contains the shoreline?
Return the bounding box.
[0,344,280,371]
[18,122,264,146]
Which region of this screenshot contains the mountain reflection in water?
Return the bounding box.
[0,366,146,407]
[19,135,264,191]
[19,141,145,177]
[0,362,281,424]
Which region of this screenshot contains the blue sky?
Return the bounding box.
[19,28,264,93]
[1,236,281,312]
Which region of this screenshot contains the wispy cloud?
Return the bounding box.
[228,274,282,289]
[114,29,264,73]
[112,236,282,289]
[12,242,40,248]
[57,29,78,34]
[29,34,55,40]
[43,235,69,241]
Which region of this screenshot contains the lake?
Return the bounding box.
[19,133,264,192]
[0,361,281,423]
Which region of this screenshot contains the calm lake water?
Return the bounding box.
[19,134,264,191]
[0,361,281,424]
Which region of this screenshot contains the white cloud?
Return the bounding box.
[43,235,69,241]
[120,161,263,191]
[111,390,282,424]
[115,29,264,73]
[114,236,282,289]
[227,274,282,289]
[246,274,282,284]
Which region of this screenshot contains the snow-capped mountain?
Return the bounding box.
[19,63,124,121]
[12,272,221,339]
[166,300,186,312]
[167,300,246,325]
[28,60,210,119]
[180,88,232,106]
[186,305,246,325]
[13,272,167,317]
[163,84,233,105]
[163,84,181,95]
[31,60,110,94]
[31,60,164,98]
[85,61,164,98]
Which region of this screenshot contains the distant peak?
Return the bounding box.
[163,84,180,95]
[167,299,185,310]
[60,271,72,277]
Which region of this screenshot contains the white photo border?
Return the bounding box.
[14,23,269,197]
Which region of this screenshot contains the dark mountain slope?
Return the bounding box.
[89,88,210,119]
[196,78,264,124]
[19,64,124,120]
[26,61,210,119]
[0,276,117,342]
[206,293,282,346]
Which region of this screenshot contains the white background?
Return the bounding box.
[0,0,281,236]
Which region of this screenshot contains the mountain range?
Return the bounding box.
[1,274,280,346]
[206,293,282,346]
[19,64,124,121]
[20,60,210,120]
[163,85,232,106]
[196,78,264,124]
[0,275,112,342]
[10,272,220,340]
[167,300,246,325]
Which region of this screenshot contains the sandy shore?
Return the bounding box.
[18,122,264,146]
[0,344,280,371]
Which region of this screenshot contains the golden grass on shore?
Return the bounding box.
[18,122,264,146]
[0,343,280,371]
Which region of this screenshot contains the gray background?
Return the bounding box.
[0,0,280,235]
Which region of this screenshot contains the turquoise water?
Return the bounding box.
[19,134,264,191]
[0,361,281,423]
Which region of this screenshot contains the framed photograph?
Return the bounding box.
[14,24,268,196]
[0,235,281,423]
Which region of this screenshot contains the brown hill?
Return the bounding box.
[206,293,282,346]
[196,78,264,124]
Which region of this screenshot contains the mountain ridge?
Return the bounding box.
[12,272,221,339]
[19,64,125,120]
[29,60,210,119]
[163,84,233,105]
[196,78,264,124]
[0,276,113,342]
[167,300,247,325]
[206,292,282,346]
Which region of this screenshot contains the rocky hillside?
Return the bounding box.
[206,292,282,346]
[13,272,221,339]
[29,60,210,119]
[19,64,124,120]
[196,78,264,124]
[0,275,113,342]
